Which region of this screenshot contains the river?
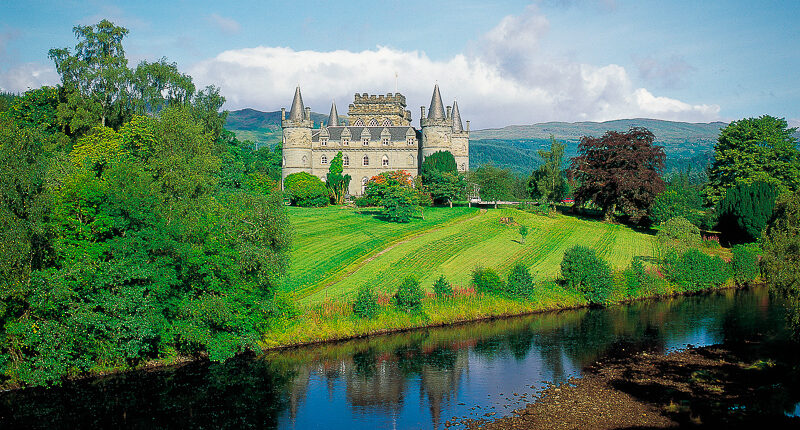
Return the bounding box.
[0,286,793,429]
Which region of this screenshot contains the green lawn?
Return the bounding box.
[286,206,657,305]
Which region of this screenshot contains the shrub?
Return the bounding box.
[353,286,380,319]
[433,275,453,297]
[662,248,731,292]
[284,172,329,207]
[394,276,424,312]
[506,263,535,297]
[656,216,701,258]
[560,245,613,305]
[518,225,529,244]
[382,185,419,223]
[731,244,761,286]
[471,267,504,295]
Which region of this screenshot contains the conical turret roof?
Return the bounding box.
[427,84,446,120]
[451,100,463,132]
[328,101,339,127]
[289,86,305,121]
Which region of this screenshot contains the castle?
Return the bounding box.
[281,84,469,196]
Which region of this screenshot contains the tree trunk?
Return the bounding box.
[449,199,453,208]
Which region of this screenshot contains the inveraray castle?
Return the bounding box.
[281,85,469,196]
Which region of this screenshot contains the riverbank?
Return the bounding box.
[462,340,800,429]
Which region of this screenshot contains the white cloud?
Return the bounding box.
[0,63,59,93]
[208,14,241,34]
[190,43,720,128]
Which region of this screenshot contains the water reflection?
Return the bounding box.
[0,287,793,429]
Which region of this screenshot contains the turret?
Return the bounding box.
[420,84,454,162]
[281,86,313,186]
[450,100,469,172]
[328,101,339,127]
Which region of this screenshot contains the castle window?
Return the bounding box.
[460,163,466,171]
[320,137,328,146]
[368,118,378,126]
[353,119,364,126]
[382,137,389,146]
[407,137,415,146]
[361,177,368,194]
[382,155,389,167]
[343,155,349,166]
[408,155,415,166]
[321,155,328,164]
[342,138,349,146]
[362,137,369,146]
[382,119,392,127]
[363,155,369,166]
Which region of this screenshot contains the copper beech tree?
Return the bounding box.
[570,127,665,221]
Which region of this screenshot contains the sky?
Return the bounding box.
[1,0,798,129]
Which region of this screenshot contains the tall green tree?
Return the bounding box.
[527,135,569,204]
[705,115,799,204]
[761,190,800,339]
[470,164,516,207]
[716,181,779,244]
[421,151,466,207]
[326,151,351,205]
[570,127,665,221]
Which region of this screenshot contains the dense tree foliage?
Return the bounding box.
[527,136,569,203]
[0,20,292,387]
[469,164,517,205]
[716,181,778,244]
[761,190,800,339]
[326,152,351,205]
[363,170,420,222]
[420,151,466,207]
[570,127,665,220]
[284,172,329,207]
[705,115,799,204]
[650,168,707,227]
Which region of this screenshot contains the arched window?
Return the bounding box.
[353,119,364,126]
[363,155,369,166]
[361,177,369,194]
[342,154,349,166]
[368,118,378,126]
[382,155,389,167]
[382,118,392,127]
[301,155,308,166]
[408,155,415,166]
[282,157,285,167]
[321,155,328,164]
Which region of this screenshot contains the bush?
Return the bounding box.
[560,245,613,304]
[394,276,424,312]
[506,263,535,297]
[353,286,380,319]
[662,248,731,292]
[471,267,504,295]
[284,172,329,207]
[433,275,453,297]
[382,185,419,223]
[731,244,761,286]
[656,216,701,257]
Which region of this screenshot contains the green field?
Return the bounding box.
[285,206,657,305]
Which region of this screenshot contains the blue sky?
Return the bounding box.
[1,0,798,128]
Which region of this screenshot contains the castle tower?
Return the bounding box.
[328,101,339,127]
[420,84,453,163]
[450,101,469,172]
[281,86,314,185]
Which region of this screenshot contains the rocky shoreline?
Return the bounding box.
[459,342,800,429]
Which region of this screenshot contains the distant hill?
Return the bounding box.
[225,111,749,175]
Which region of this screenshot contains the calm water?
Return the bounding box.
[0,287,794,429]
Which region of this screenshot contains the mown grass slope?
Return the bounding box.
[286,207,657,305]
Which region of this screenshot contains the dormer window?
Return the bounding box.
[321,155,328,164]
[320,137,328,146]
[362,137,369,146]
[342,138,349,146]
[407,137,415,146]
[353,119,364,126]
[368,118,378,126]
[382,137,389,146]
[382,119,392,126]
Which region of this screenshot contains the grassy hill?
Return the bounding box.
[283,206,656,305]
[225,108,344,148]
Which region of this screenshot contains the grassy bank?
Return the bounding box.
[287,206,658,305]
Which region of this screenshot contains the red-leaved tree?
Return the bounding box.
[570,127,665,221]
